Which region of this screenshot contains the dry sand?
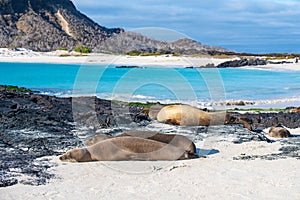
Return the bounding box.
[0,48,231,67]
[1,49,300,199]
[1,139,299,200]
[2,48,300,70]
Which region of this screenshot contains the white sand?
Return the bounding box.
[0,48,231,67]
[1,49,300,199]
[1,48,300,71]
[1,140,299,200]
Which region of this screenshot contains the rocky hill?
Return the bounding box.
[0,0,123,51]
[0,0,230,54]
[102,32,228,54]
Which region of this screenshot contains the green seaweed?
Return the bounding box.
[128,102,159,108]
[0,85,36,93]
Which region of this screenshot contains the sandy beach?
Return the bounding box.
[1,139,299,200]
[1,48,300,199]
[0,48,232,67]
[1,48,300,70]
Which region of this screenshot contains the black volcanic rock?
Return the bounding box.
[0,87,150,187]
[217,59,267,68]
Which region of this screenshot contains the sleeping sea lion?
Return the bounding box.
[268,126,291,138]
[60,137,196,162]
[85,134,113,146]
[85,130,196,154]
[156,105,230,126]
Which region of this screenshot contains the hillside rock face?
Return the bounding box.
[0,0,230,54]
[0,0,123,51]
[102,32,229,54]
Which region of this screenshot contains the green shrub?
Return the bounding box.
[127,51,141,56]
[74,46,92,53]
[140,52,162,56]
[127,51,163,56]
[59,54,71,57]
[56,47,68,51]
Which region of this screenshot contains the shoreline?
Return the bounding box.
[1,48,300,70]
[36,91,300,110]
[2,84,300,110]
[0,87,299,199]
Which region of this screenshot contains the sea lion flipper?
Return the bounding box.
[186,152,199,159]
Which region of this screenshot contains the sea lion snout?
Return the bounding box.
[59,155,64,161]
[60,148,93,162]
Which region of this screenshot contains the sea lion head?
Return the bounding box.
[224,113,236,124]
[59,148,92,162]
[268,126,291,138]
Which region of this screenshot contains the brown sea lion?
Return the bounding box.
[156,105,230,126]
[234,117,252,131]
[268,126,291,138]
[148,104,165,120]
[290,106,300,113]
[84,130,196,154]
[84,134,113,146]
[59,148,93,162]
[119,130,196,154]
[60,137,195,162]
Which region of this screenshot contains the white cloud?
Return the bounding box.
[71,0,300,53]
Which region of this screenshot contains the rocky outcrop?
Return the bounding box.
[217,59,267,68]
[229,112,300,130]
[0,0,123,51]
[169,38,227,54]
[101,31,229,55]
[115,65,140,69]
[226,100,255,106]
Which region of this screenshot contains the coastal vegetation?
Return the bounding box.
[264,55,296,60]
[0,85,35,93]
[126,50,170,56]
[128,102,159,108]
[74,45,92,54]
[56,47,68,51]
[126,51,182,57]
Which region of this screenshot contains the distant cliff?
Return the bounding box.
[0,0,230,54]
[0,0,123,51]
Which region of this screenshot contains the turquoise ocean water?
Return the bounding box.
[1,62,300,107]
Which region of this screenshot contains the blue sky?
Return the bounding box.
[72,0,300,53]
